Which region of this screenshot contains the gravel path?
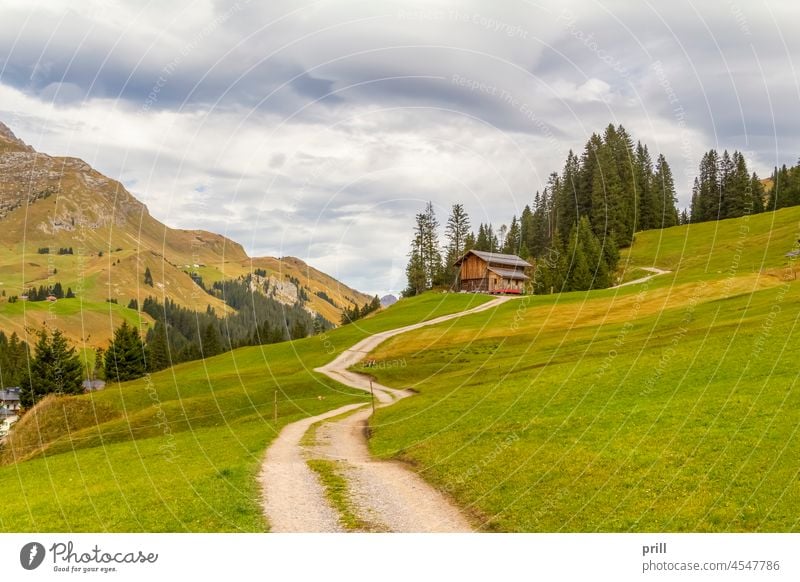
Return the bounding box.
[260,295,510,532]
[259,402,367,532]
[314,407,471,532]
[612,266,671,288]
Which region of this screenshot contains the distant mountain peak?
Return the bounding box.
[0,121,34,153]
[380,294,398,307]
[0,120,372,347]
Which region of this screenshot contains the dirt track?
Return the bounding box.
[260,296,510,532]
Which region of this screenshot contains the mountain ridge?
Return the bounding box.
[0,121,371,347]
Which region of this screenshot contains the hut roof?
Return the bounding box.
[454,250,531,268]
[488,266,530,280]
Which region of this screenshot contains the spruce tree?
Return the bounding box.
[652,154,679,228]
[21,328,83,408]
[201,323,222,357]
[104,321,146,382]
[145,321,171,372]
[750,172,765,213]
[444,203,471,285]
[566,222,593,291]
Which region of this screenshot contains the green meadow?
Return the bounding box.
[363,207,800,532]
[2,206,799,533]
[0,292,490,532]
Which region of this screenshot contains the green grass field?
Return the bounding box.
[0,292,490,532]
[3,206,798,533]
[363,207,800,532]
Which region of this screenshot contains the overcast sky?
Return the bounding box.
[2,0,799,295]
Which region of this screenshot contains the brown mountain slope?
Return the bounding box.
[0,122,370,347]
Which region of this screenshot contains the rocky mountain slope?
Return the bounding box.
[0,122,370,347]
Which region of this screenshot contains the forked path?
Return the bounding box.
[260,295,511,532]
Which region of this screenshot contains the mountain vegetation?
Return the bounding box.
[0,121,370,349]
[406,124,680,295]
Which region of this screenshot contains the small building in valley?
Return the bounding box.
[0,387,21,412]
[454,250,531,293]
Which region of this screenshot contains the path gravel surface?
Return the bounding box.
[260,295,510,532]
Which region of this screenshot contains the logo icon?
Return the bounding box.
[20,542,46,570]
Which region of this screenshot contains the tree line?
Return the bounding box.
[8,273,340,408]
[23,282,75,301]
[406,124,680,295]
[340,295,381,325]
[405,126,800,296]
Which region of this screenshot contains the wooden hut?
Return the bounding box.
[454,250,531,293]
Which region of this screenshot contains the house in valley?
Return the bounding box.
[454,250,531,294]
[0,387,20,412]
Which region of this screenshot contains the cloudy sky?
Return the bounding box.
[1,0,798,295]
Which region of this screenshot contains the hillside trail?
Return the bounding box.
[612,266,671,288]
[260,295,512,532]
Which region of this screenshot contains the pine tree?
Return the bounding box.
[93,347,105,381]
[566,222,593,291]
[104,321,146,382]
[503,216,521,254]
[444,203,471,286]
[404,212,429,297]
[20,328,83,408]
[145,321,171,372]
[750,172,765,214]
[201,323,222,357]
[635,142,655,230]
[418,202,443,288]
[652,154,679,228]
[463,232,476,253]
[144,267,154,287]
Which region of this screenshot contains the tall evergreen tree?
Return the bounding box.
[104,321,146,382]
[443,203,471,286]
[652,154,679,228]
[502,216,521,254]
[20,328,83,408]
[421,202,443,286]
[750,172,765,214]
[404,211,429,297]
[201,323,222,357]
[145,321,172,372]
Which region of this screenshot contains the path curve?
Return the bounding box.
[612,266,671,288]
[260,295,511,532]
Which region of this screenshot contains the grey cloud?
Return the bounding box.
[2,0,800,294]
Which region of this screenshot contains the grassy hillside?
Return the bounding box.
[0,292,490,532]
[0,121,370,347]
[362,207,800,532]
